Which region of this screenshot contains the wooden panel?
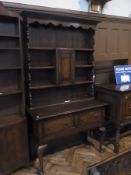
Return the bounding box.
[56,49,75,85]
[123,94,131,119]
[129,30,131,64]
[95,87,121,123]
[0,117,28,174]
[95,25,108,60]
[110,28,119,55]
[95,22,109,61]
[94,59,128,85]
[78,109,103,128]
[95,22,131,62]
[38,114,74,137]
[121,29,129,58]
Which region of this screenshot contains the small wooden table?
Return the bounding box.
[95,83,131,153]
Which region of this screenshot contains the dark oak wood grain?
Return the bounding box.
[95,84,131,153]
[0,3,29,174]
[23,9,107,159]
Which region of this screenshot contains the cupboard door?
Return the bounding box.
[78,109,104,129]
[38,114,74,138]
[56,49,75,85]
[0,118,28,174]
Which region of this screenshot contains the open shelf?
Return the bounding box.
[75,65,93,68]
[30,99,106,120]
[29,47,94,51]
[0,66,21,70]
[0,16,24,119]
[29,49,56,68]
[0,34,19,38]
[29,66,56,70]
[75,68,93,82]
[0,93,23,117]
[30,84,56,90]
[58,82,74,87]
[75,80,93,85]
[0,48,20,50]
[75,48,94,51]
[29,47,56,50]
[0,21,19,37]
[0,89,22,96]
[27,22,96,110]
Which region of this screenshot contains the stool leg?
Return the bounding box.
[114,127,120,153]
[37,144,48,175]
[99,127,106,152]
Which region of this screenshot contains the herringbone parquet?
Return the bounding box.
[11,135,131,175]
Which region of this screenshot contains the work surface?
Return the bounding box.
[12,135,131,175]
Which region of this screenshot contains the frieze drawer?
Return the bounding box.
[38,114,74,137]
[78,109,104,128]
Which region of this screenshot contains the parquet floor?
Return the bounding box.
[11,135,131,175]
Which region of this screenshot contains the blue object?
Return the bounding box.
[114,65,131,85]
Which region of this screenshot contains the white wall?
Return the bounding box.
[2,0,131,17]
[103,0,131,17]
[3,0,89,11]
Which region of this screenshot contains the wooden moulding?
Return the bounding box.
[27,18,96,30]
[0,2,20,19]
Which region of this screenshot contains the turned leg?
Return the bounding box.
[88,167,101,175]
[37,144,48,175]
[86,130,91,143]
[86,130,92,148]
[99,127,106,152]
[114,127,120,153]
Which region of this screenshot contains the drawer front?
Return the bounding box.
[78,109,104,128]
[38,114,74,137]
[123,94,131,120]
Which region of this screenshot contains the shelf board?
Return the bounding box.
[58,81,93,87]
[29,99,107,119]
[75,65,93,68]
[28,47,56,50]
[75,48,94,51]
[59,82,73,87]
[0,34,19,38]
[75,80,93,85]
[29,66,56,70]
[0,114,25,128]
[28,47,94,51]
[29,81,93,89]
[0,89,22,96]
[30,84,56,90]
[0,66,21,70]
[0,48,20,50]
[56,48,94,51]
